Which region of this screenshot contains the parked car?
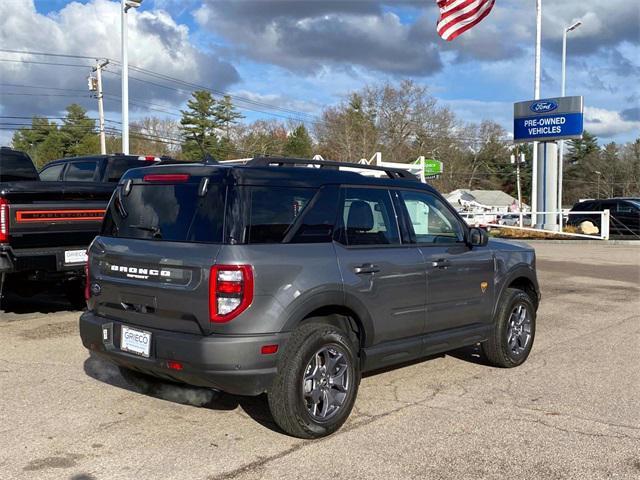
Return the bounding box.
[458,212,497,230]
[499,213,532,227]
[567,198,640,236]
[80,157,540,438]
[39,154,176,183]
[0,150,178,305]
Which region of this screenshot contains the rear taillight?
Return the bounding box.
[138,155,160,162]
[84,260,90,301]
[143,174,189,182]
[209,265,254,323]
[0,198,9,243]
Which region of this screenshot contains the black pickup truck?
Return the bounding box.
[0,149,173,304]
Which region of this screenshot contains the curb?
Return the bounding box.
[518,239,640,245]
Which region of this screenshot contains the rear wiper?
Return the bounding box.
[130,224,162,239]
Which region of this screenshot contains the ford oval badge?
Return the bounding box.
[530,100,558,113]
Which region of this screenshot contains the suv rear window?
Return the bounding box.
[102,182,225,243]
[0,150,39,182]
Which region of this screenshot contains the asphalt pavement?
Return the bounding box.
[0,243,638,480]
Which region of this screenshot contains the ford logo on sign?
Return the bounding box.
[530,100,558,113]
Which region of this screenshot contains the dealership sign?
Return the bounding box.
[513,96,583,143]
[413,158,443,179]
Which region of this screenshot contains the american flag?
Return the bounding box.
[436,0,496,41]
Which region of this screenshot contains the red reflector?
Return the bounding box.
[167,360,183,371]
[143,174,189,182]
[217,280,242,294]
[261,345,279,355]
[84,260,90,301]
[0,197,9,242]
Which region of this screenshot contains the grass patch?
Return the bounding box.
[490,225,588,240]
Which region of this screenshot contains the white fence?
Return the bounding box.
[461,210,611,240]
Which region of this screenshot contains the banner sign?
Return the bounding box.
[413,158,443,178]
[513,96,583,143]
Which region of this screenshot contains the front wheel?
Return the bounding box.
[481,288,536,368]
[268,323,360,439]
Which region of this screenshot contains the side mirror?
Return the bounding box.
[468,227,489,247]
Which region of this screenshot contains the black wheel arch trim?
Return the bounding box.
[493,265,540,317]
[281,290,375,349]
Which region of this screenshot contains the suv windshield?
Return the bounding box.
[0,150,39,182]
[102,181,225,243]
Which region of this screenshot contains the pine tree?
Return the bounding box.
[567,131,599,165]
[284,125,314,158]
[59,104,97,157]
[180,90,221,161]
[215,95,244,139]
[11,117,59,165]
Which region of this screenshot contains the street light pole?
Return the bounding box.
[531,0,542,226]
[558,20,582,230]
[121,0,142,155]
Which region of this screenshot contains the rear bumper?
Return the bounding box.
[0,244,87,275]
[79,311,289,396]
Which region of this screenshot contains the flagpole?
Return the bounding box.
[531,0,541,224]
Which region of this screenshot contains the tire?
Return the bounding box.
[267,322,360,439]
[63,280,86,310]
[481,288,536,368]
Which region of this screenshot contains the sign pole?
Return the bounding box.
[535,142,558,230]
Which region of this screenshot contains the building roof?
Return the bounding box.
[446,189,526,208]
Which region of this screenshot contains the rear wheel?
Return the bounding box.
[268,322,360,439]
[481,288,536,368]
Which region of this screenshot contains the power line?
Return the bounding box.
[0,58,93,68]
[0,48,101,61]
[0,83,87,93]
[0,49,320,122]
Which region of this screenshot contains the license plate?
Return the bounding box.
[120,326,152,358]
[64,249,87,264]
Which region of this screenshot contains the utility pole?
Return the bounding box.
[511,152,526,227]
[90,59,109,155]
[531,0,542,226]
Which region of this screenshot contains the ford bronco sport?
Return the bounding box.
[80,157,540,439]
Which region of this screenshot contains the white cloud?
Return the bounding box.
[584,106,640,139]
[0,0,238,117]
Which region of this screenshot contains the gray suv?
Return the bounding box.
[80,157,540,438]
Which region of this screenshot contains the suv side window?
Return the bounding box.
[616,201,635,213]
[398,190,464,244]
[289,186,339,244]
[337,187,400,246]
[246,186,316,244]
[105,157,143,183]
[64,161,97,181]
[39,163,64,181]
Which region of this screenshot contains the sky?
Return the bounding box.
[0,0,638,148]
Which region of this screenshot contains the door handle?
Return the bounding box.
[354,264,381,274]
[431,258,450,269]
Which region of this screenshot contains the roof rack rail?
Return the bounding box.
[245,156,419,181]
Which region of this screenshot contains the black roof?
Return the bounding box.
[120,156,435,191]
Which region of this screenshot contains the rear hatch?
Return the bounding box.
[89,168,227,335]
